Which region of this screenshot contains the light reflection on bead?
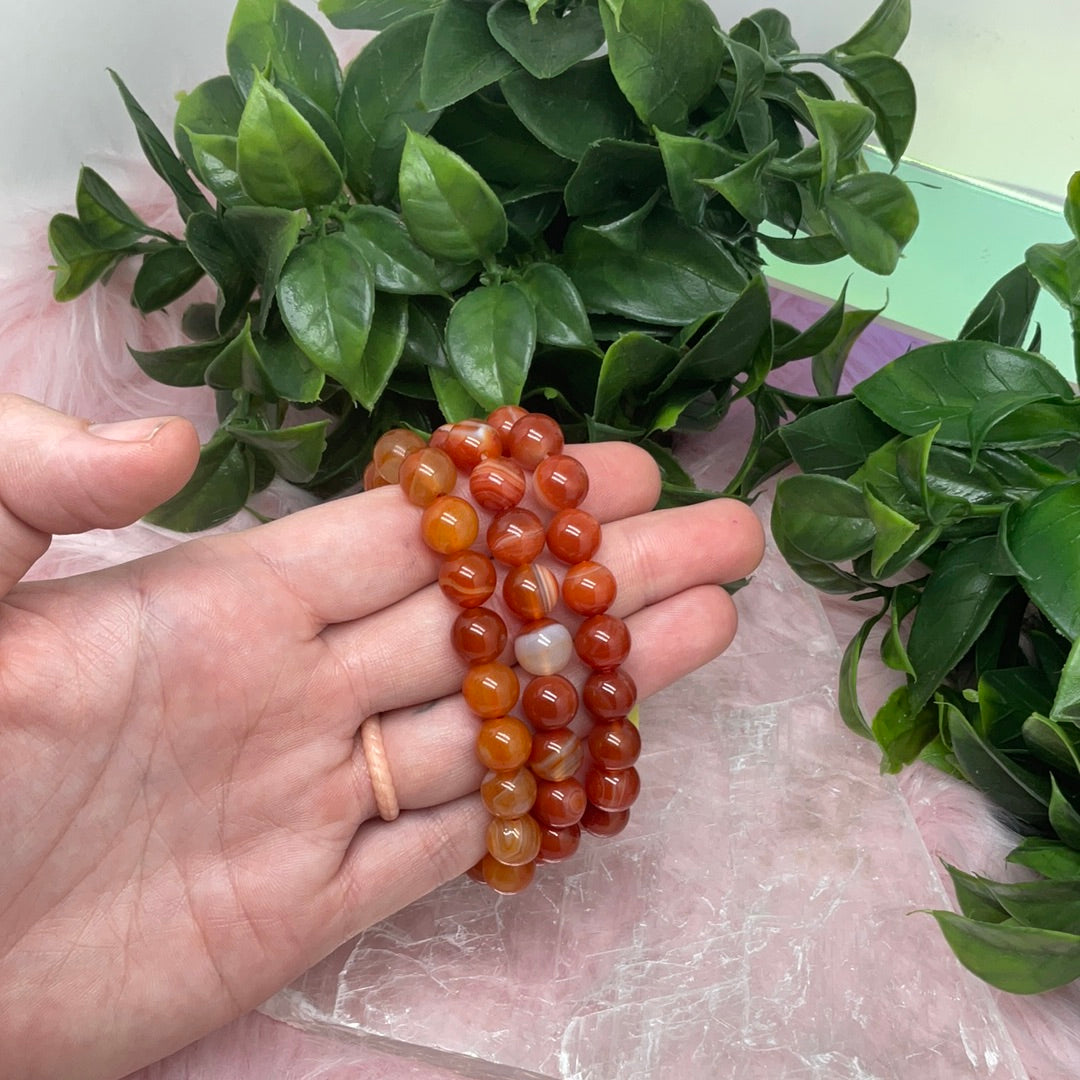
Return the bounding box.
[487,508,545,566]
[398,446,457,507]
[534,454,589,510]
[586,765,641,811]
[481,767,538,818]
[482,853,535,893]
[421,495,478,554]
[533,778,587,828]
[504,562,560,621]
[574,614,631,670]
[451,607,507,664]
[441,420,502,472]
[583,668,637,720]
[487,405,529,452]
[469,456,527,511]
[562,560,617,616]
[373,428,426,483]
[486,814,542,865]
[514,618,574,676]
[439,551,496,608]
[476,715,533,771]
[462,662,519,719]
[508,413,564,470]
[529,727,584,782]
[546,508,601,564]
[522,674,579,730]
[537,823,581,862]
[587,718,642,770]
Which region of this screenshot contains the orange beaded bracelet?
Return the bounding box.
[367,409,640,895]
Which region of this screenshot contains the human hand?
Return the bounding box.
[0,394,764,1080]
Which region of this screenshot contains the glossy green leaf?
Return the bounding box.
[205,317,277,398]
[1066,172,1080,244]
[398,129,507,264]
[1051,636,1080,726]
[144,429,253,532]
[132,246,205,313]
[977,667,1055,746]
[836,0,911,58]
[1025,240,1080,310]
[277,232,375,402]
[227,0,342,115]
[445,283,536,410]
[430,366,482,422]
[343,205,445,296]
[1050,775,1080,849]
[759,232,846,266]
[737,8,798,56]
[500,60,637,162]
[837,606,884,738]
[872,686,941,773]
[865,487,917,577]
[76,166,168,250]
[880,585,918,675]
[656,130,737,226]
[487,0,604,79]
[319,0,438,30]
[959,263,1040,349]
[812,300,886,395]
[420,0,517,111]
[354,292,410,410]
[174,75,245,170]
[563,140,665,218]
[47,215,121,301]
[943,864,1009,924]
[223,206,306,330]
[185,212,256,333]
[127,338,226,388]
[799,92,875,193]
[1008,837,1080,880]
[599,0,722,132]
[824,172,918,275]
[594,333,680,426]
[772,474,876,562]
[772,282,849,366]
[517,263,596,352]
[706,33,768,141]
[183,130,249,206]
[698,141,778,227]
[831,54,916,166]
[1023,714,1080,777]
[769,500,867,594]
[257,331,326,402]
[779,398,894,478]
[227,418,329,484]
[237,72,343,209]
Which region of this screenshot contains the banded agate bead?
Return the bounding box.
[533,454,589,511]
[481,767,538,818]
[533,778,587,828]
[562,560,617,616]
[487,508,545,566]
[522,674,578,730]
[508,412,564,470]
[580,804,630,838]
[462,662,519,719]
[586,765,641,812]
[582,668,637,720]
[514,619,573,676]
[587,717,642,770]
[546,508,601,564]
[441,420,502,471]
[363,461,393,491]
[537,823,582,862]
[503,563,560,621]
[486,814,542,865]
[482,853,535,894]
[469,456,526,511]
[574,614,631,670]
[476,715,532,771]
[529,727,584,782]
[398,447,456,507]
[439,551,496,608]
[421,496,478,554]
[451,607,507,664]
[486,405,528,452]
[429,423,453,450]
[373,428,426,483]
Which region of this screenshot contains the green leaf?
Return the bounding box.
[185,212,256,334]
[500,59,638,162]
[830,53,916,166]
[698,141,778,227]
[824,171,919,275]
[772,282,850,366]
[223,206,306,331]
[759,232,846,266]
[1008,837,1080,880]
[430,366,482,422]
[182,130,249,206]
[943,864,1009,924]
[205,317,277,398]
[563,140,665,218]
[811,301,886,396]
[487,0,604,79]
[836,0,911,58]
[445,283,536,411]
[227,417,329,484]
[144,429,253,532]
[598,0,722,133]
[1066,171,1080,245]
[1025,240,1080,310]
[46,215,120,301]
[236,72,343,209]
[769,497,866,594]
[779,398,894,478]
[76,166,169,250]
[398,129,508,264]
[738,9,798,56]
[344,205,445,296]
[706,33,767,141]
[1050,775,1080,849]
[880,585,918,675]
[959,263,1040,349]
[837,607,884,738]
[354,291,410,410]
[132,246,205,313]
[277,232,375,402]
[319,0,438,30]
[517,264,596,352]
[127,338,227,388]
[865,487,917,577]
[420,0,518,111]
[336,11,440,201]
[799,92,875,193]
[227,0,342,115]
[1023,714,1080,778]
[1008,482,1080,638]
[174,75,245,171]
[593,333,680,426]
[257,330,326,402]
[771,474,876,562]
[656,130,738,227]
[1051,636,1080,726]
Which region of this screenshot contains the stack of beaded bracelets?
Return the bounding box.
[363,408,641,895]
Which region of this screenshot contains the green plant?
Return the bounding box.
[47,0,916,531]
[770,172,1080,994]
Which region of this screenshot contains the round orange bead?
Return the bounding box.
[462,662,519,719]
[546,508,601,564]
[583,668,637,720]
[421,495,479,554]
[503,562,560,621]
[562,560,617,616]
[534,454,589,510]
[587,718,641,770]
[439,550,496,608]
[580,804,630,838]
[508,412,564,470]
[537,823,581,862]
[481,767,538,818]
[533,777,587,828]
[522,674,579,730]
[487,405,529,452]
[482,853,535,893]
[487,508,545,566]
[586,766,641,812]
[398,446,457,507]
[373,428,426,483]
[574,614,631,670]
[428,423,453,450]
[469,456,527,511]
[363,461,392,491]
[476,715,533,771]
[451,607,507,664]
[441,420,502,471]
[466,859,486,883]
[529,727,584,782]
[486,814,542,865]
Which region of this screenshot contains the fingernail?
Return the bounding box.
[88,416,173,443]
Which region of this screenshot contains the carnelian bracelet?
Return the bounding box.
[363,409,641,894]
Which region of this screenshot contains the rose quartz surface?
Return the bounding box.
[2,194,1078,1078]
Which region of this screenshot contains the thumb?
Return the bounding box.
[0,393,200,595]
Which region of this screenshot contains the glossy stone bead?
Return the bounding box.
[533,777,587,828]
[451,607,507,664]
[574,614,631,671]
[428,423,453,451]
[504,563,560,621]
[546,508,601,564]
[482,853,535,894]
[587,718,642,770]
[514,618,574,676]
[466,858,486,883]
[529,727,584,782]
[462,662,519,719]
[562,560,617,616]
[586,765,640,812]
[583,668,638,720]
[580,804,630,838]
[421,496,479,555]
[481,767,538,818]
[487,508,545,566]
[486,814,542,866]
[486,405,529,452]
[469,456,527,511]
[537,823,581,863]
[363,461,392,491]
[441,420,502,472]
[508,412,564,470]
[373,428,426,483]
[534,454,590,511]
[476,715,533,771]
[522,674,579,730]
[439,551,496,608]
[398,446,457,507]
